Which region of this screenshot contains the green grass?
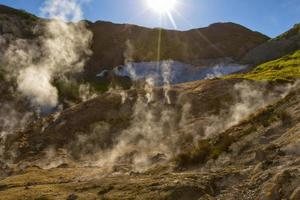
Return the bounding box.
[227,50,300,82]
[275,23,300,40]
[53,77,113,105]
[89,80,110,93]
[0,6,38,21]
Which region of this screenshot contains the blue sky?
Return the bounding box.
[1,0,299,37]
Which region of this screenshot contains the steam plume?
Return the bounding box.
[3,0,92,112]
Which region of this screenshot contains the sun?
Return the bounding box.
[146,0,177,14]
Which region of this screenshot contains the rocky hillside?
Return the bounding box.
[0,76,299,199]
[2,44,300,188]
[241,23,300,65]
[2,40,300,199]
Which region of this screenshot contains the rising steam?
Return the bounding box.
[0,103,32,159]
[1,1,298,174]
[77,42,290,171]
[3,0,92,112]
[0,0,92,164]
[87,77,297,172]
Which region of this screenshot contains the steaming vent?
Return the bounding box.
[97,61,247,85]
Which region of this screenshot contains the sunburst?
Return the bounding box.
[146,0,177,14]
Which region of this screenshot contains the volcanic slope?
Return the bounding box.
[0,77,299,200]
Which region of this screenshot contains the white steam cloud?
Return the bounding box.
[0,103,32,160]
[17,67,58,108]
[0,0,92,165]
[41,0,84,21]
[3,0,92,111]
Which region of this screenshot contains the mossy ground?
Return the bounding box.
[275,23,300,40]
[227,50,300,82]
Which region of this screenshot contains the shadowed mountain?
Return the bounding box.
[0,4,269,74]
[242,23,300,65]
[85,21,269,78]
[0,4,270,104]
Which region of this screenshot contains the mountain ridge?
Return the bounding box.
[241,23,300,65]
[0,4,269,76]
[85,20,269,79]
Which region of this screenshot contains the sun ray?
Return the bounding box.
[166,11,178,29]
[147,0,177,14]
[173,9,225,57]
[126,7,150,25]
[156,16,163,68]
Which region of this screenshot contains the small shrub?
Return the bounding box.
[0,184,8,191]
[190,140,211,163]
[248,106,276,127]
[89,80,110,93]
[210,134,234,159]
[241,126,257,136]
[0,69,4,81]
[175,134,235,168]
[66,194,78,200]
[278,110,293,127]
[98,185,114,195]
[35,197,49,200]
[53,78,81,103]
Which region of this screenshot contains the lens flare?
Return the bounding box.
[146,0,177,14]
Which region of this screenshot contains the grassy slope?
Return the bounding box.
[275,23,300,40]
[0,4,38,21]
[241,23,300,65]
[227,50,300,82]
